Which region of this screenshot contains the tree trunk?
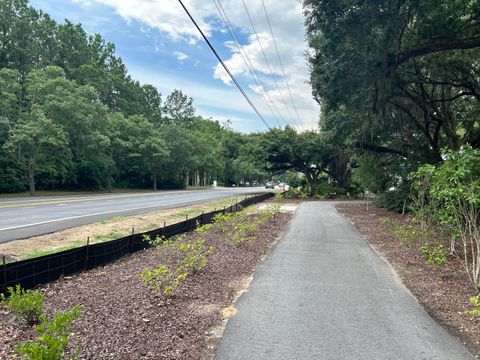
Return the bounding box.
[28,157,35,196]
[182,172,188,189]
[106,176,112,193]
[305,171,318,196]
[153,170,157,191]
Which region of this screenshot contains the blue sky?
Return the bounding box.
[30,0,319,133]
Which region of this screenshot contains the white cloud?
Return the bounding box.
[73,0,320,130]
[73,0,216,42]
[174,51,189,61]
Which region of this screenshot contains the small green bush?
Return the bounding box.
[143,234,167,246]
[393,223,418,248]
[281,188,307,199]
[1,285,44,325]
[466,295,480,316]
[140,238,213,296]
[140,265,188,296]
[15,305,82,360]
[375,187,409,213]
[176,239,213,273]
[419,244,447,265]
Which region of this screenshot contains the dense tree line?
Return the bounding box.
[0,0,271,194]
[303,0,480,206]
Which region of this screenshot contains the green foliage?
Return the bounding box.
[284,171,306,189]
[466,295,480,316]
[265,127,353,195]
[195,222,214,234]
[1,285,44,325]
[375,188,408,213]
[279,188,308,199]
[392,223,418,248]
[356,154,387,194]
[176,239,213,273]
[143,234,166,247]
[15,305,82,360]
[140,238,213,296]
[305,0,480,168]
[139,266,188,296]
[410,146,480,287]
[0,1,272,194]
[22,242,83,260]
[419,244,447,266]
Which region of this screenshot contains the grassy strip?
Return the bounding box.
[17,195,253,261]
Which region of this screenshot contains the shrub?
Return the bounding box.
[410,146,480,288]
[176,239,213,273]
[15,304,82,360]
[1,285,44,325]
[466,295,480,316]
[140,265,188,296]
[419,244,447,265]
[392,223,418,248]
[281,188,307,199]
[140,238,213,296]
[375,185,410,213]
[143,234,167,246]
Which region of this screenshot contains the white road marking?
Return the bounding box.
[0,191,265,232]
[0,201,182,231]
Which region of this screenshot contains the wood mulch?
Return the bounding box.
[336,203,480,355]
[0,210,293,359]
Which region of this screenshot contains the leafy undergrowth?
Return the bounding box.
[337,203,480,355]
[0,204,293,359]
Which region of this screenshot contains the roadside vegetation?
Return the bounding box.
[1,285,82,359]
[0,201,292,359]
[0,195,256,262]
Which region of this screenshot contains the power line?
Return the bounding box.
[260,0,303,125]
[241,0,298,127]
[213,0,285,127]
[177,0,276,134]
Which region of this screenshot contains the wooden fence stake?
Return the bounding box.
[2,255,6,290]
[85,237,90,270]
[129,227,134,253]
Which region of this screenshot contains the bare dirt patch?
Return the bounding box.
[336,203,480,355]
[0,195,248,261]
[0,204,293,359]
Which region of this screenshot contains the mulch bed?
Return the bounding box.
[0,211,293,359]
[336,203,480,355]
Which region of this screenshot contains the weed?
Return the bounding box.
[195,222,214,234]
[419,244,447,265]
[393,223,418,248]
[93,230,124,242]
[22,242,83,260]
[15,304,82,360]
[378,217,390,225]
[1,285,44,325]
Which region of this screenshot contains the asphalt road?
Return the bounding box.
[0,187,267,244]
[216,202,474,360]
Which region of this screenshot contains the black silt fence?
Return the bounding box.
[1,192,273,294]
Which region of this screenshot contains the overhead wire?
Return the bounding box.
[176,0,278,135]
[241,0,299,127]
[260,0,303,126]
[213,0,285,128]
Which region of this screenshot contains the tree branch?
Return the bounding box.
[385,38,480,70]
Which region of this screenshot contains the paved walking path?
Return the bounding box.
[216,202,474,360]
